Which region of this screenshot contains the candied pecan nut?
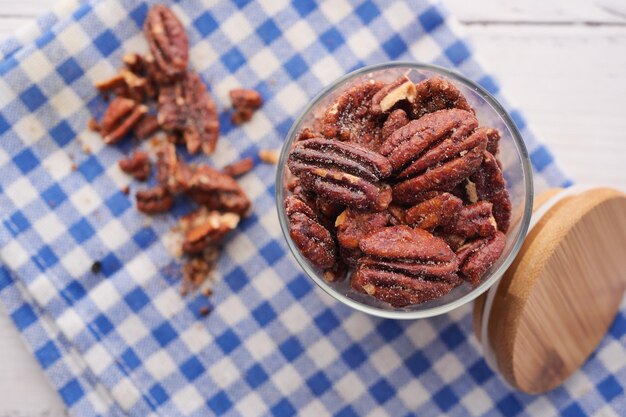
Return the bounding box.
[321,79,385,151]
[470,151,511,232]
[185,165,251,216]
[95,74,125,93]
[351,226,461,307]
[100,97,147,144]
[406,192,463,231]
[285,196,337,270]
[295,127,320,142]
[144,5,189,80]
[392,140,486,205]
[133,114,160,139]
[222,157,254,177]
[381,109,410,140]
[180,207,240,254]
[483,127,501,156]
[258,149,279,165]
[457,231,506,284]
[370,75,416,114]
[448,201,497,238]
[323,261,347,283]
[119,150,151,181]
[158,71,219,155]
[380,108,478,173]
[411,76,474,119]
[335,209,388,266]
[387,204,407,225]
[287,138,392,211]
[136,185,173,214]
[230,88,263,125]
[156,142,192,193]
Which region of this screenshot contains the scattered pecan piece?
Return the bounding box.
[470,151,512,232]
[144,4,189,80]
[88,117,100,132]
[336,209,388,266]
[182,251,217,289]
[100,97,147,144]
[285,196,336,270]
[133,114,160,139]
[381,109,409,140]
[258,149,279,165]
[411,76,474,119]
[371,75,416,114]
[483,127,501,156]
[321,79,385,151]
[406,192,463,231]
[119,150,151,181]
[222,157,254,177]
[185,165,251,216]
[230,88,263,124]
[136,185,174,214]
[351,226,460,307]
[287,138,392,211]
[295,127,320,142]
[456,231,506,284]
[158,71,219,155]
[179,207,240,254]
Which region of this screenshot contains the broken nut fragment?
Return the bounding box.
[230,88,263,125]
[222,157,254,177]
[136,185,174,214]
[119,150,151,181]
[179,207,240,254]
[100,97,147,144]
[371,75,416,114]
[258,149,279,165]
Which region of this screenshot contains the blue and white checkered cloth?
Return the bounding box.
[0,0,624,416]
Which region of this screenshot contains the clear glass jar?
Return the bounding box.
[276,62,534,319]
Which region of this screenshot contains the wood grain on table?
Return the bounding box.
[0,0,624,415]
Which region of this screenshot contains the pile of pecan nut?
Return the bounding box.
[90,5,262,303]
[285,75,512,307]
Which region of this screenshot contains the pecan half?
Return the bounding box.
[370,75,416,115]
[222,157,254,177]
[136,185,173,214]
[158,71,219,155]
[406,192,462,231]
[470,151,511,232]
[448,201,497,238]
[335,209,388,266]
[100,97,147,144]
[179,207,240,254]
[351,226,460,307]
[285,196,336,270]
[456,231,506,284]
[411,76,473,119]
[185,165,251,216]
[230,88,263,125]
[119,150,151,181]
[321,79,385,151]
[144,5,189,80]
[287,138,392,211]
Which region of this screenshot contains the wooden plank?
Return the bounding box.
[446,0,626,24]
[463,25,626,189]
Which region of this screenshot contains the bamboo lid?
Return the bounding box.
[473,187,626,394]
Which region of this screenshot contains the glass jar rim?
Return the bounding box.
[275,61,534,320]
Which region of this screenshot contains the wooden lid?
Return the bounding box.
[474,187,626,394]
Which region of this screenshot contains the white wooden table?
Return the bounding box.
[1,1,625,415]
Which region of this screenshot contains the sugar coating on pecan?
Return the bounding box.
[287,138,392,211]
[352,226,460,307]
[185,165,251,216]
[321,79,385,151]
[119,150,151,181]
[284,74,512,307]
[411,76,474,119]
[144,4,189,80]
[158,71,219,155]
[285,196,337,270]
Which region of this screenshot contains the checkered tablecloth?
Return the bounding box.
[1,0,624,416]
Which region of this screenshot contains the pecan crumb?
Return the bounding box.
[199,306,211,316]
[88,117,100,132]
[121,185,130,195]
[258,149,279,165]
[91,261,102,274]
[230,88,263,125]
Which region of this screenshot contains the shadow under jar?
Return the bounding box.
[276,63,533,319]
